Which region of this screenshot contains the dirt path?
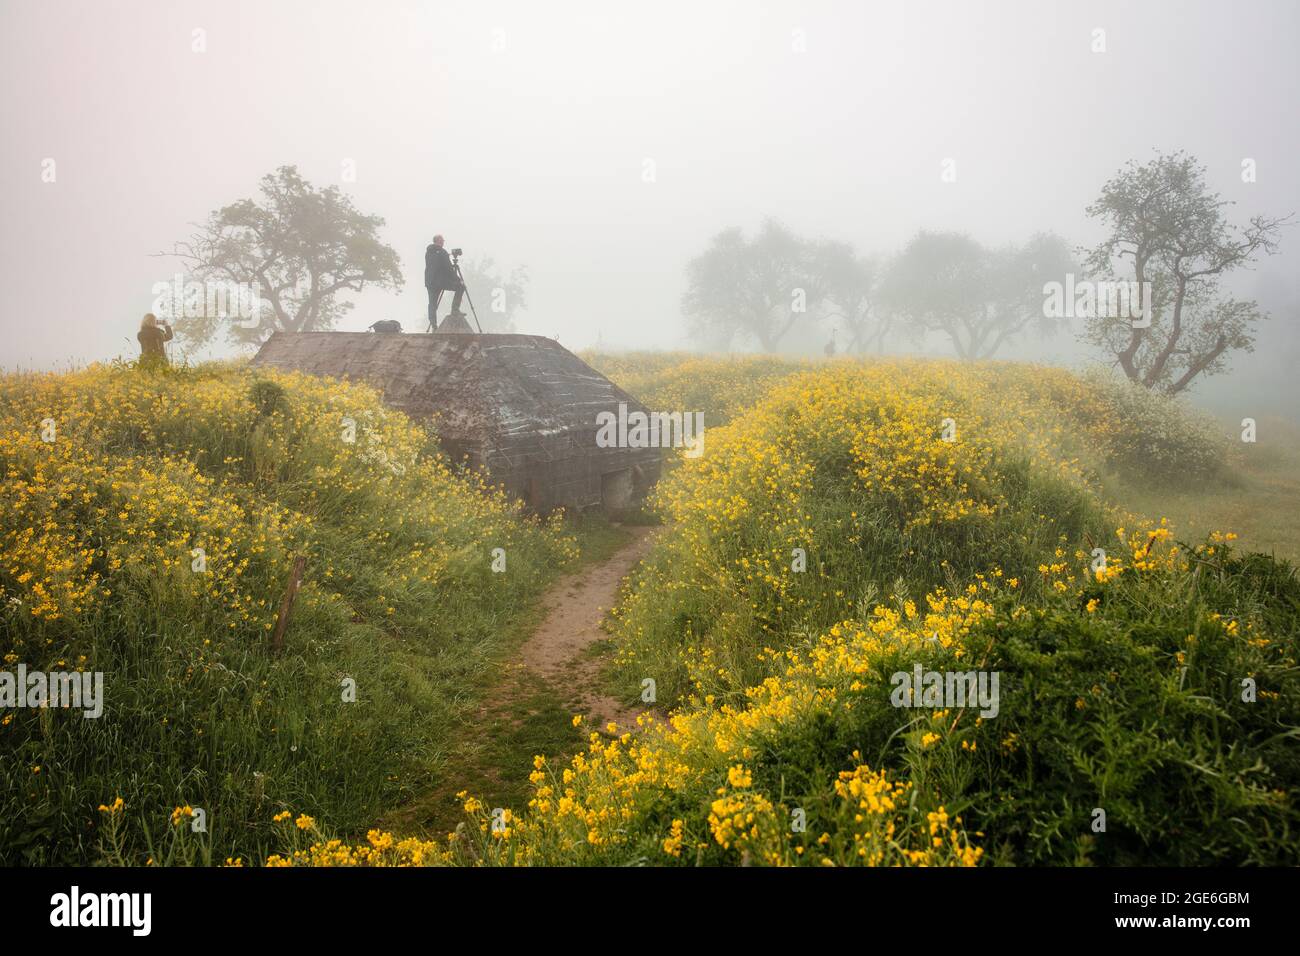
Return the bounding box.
[378,525,660,835]
[518,525,658,732]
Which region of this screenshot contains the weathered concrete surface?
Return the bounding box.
[250,331,661,511]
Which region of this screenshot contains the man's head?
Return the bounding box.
[432,235,445,248]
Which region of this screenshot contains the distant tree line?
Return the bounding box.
[161,152,1287,396]
[684,151,1289,394]
[684,220,1076,362]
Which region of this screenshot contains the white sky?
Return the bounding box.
[1,0,1296,373]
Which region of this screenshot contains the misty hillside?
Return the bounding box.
[2,0,1297,934]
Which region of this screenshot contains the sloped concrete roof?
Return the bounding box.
[249,331,644,442]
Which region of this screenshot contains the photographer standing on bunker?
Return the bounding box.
[424,234,467,330]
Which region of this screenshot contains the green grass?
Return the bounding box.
[1110,415,1300,563]
[376,664,582,840]
[934,545,1300,865]
[565,513,637,563]
[375,515,633,839]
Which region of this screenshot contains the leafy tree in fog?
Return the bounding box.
[880,230,1075,360]
[164,165,403,347]
[683,219,822,352]
[1082,151,1289,394]
[809,240,896,353]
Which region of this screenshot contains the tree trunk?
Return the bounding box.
[1165,334,1227,395]
[1144,275,1187,387]
[1115,250,1149,382]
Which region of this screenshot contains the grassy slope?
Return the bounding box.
[474,360,1300,866]
[0,361,576,864]
[261,358,1300,867]
[5,354,1295,866]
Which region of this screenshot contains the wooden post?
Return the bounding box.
[270,555,307,656]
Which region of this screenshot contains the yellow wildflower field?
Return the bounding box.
[0,361,575,864]
[254,356,1297,867]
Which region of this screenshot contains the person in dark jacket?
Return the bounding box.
[137,313,173,367]
[424,234,465,329]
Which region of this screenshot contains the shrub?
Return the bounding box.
[1074,367,1231,484]
[608,360,1114,706]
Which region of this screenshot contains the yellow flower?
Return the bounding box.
[726,764,752,788]
[662,819,685,857]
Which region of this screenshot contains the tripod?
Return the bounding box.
[428,253,484,333]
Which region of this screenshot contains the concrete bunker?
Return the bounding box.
[250,331,662,512]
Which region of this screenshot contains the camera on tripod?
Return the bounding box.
[451,247,463,258]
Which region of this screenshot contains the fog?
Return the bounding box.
[2,0,1296,411]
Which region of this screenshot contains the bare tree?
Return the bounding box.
[1083,151,1289,394]
[163,165,402,347]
